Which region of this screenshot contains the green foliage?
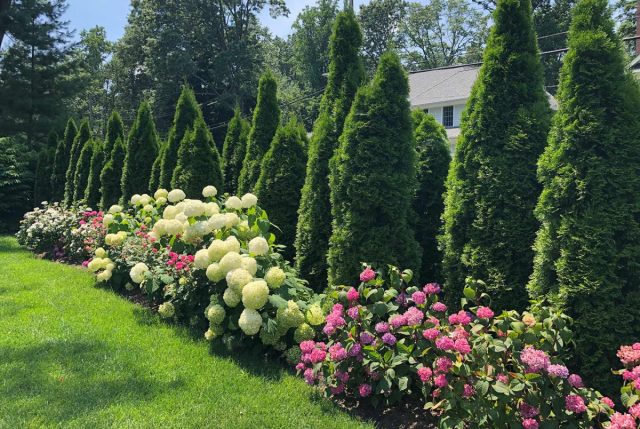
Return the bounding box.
[0,137,32,232]
[85,141,105,208]
[238,71,280,194]
[73,140,95,202]
[413,114,450,284]
[51,119,77,202]
[255,120,308,261]
[100,138,126,209]
[33,136,55,205]
[171,116,224,197]
[440,0,551,311]
[121,102,159,203]
[104,111,125,156]
[328,52,421,286]
[295,11,365,291]
[358,0,406,74]
[528,0,640,393]
[149,142,165,192]
[64,120,92,205]
[159,85,200,189]
[222,107,250,194]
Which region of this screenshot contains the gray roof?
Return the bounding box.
[409,65,480,107]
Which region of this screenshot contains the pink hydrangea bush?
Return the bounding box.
[296,265,615,428]
[603,343,640,428]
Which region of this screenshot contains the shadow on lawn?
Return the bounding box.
[0,339,183,426]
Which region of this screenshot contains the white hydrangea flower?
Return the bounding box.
[183,199,205,217]
[218,251,242,274]
[194,249,210,269]
[208,214,226,230]
[87,257,103,272]
[139,194,152,206]
[225,236,241,253]
[204,325,223,341]
[224,212,240,228]
[175,213,188,223]
[225,196,242,210]
[95,247,106,258]
[240,256,258,276]
[226,268,253,294]
[143,204,153,212]
[204,202,219,216]
[158,302,175,318]
[241,193,258,208]
[130,262,149,284]
[238,308,262,335]
[153,219,167,236]
[223,287,241,307]
[206,263,225,282]
[163,205,179,220]
[207,239,226,261]
[154,188,169,199]
[130,194,142,205]
[265,266,286,289]
[205,304,226,324]
[168,189,186,203]
[156,196,167,206]
[202,185,218,198]
[108,204,123,214]
[164,219,184,236]
[103,214,115,226]
[105,263,115,271]
[242,280,269,310]
[96,269,112,282]
[248,236,269,256]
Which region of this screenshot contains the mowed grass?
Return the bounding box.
[0,236,372,429]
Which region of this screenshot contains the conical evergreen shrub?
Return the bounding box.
[104,111,125,156]
[255,120,308,261]
[328,52,421,285]
[440,0,551,310]
[414,114,450,284]
[222,107,250,194]
[64,120,91,205]
[34,143,54,205]
[149,142,166,192]
[159,86,200,189]
[121,102,159,203]
[73,139,95,202]
[528,0,640,393]
[171,116,224,197]
[237,71,280,193]
[295,11,365,291]
[100,137,126,209]
[84,141,104,208]
[51,119,76,202]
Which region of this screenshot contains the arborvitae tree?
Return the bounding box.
[100,137,126,209]
[439,0,551,310]
[328,52,421,285]
[34,146,54,205]
[237,71,280,193]
[159,86,200,189]
[73,139,95,202]
[121,102,159,203]
[104,111,125,156]
[295,11,365,291]
[222,107,250,194]
[528,0,640,392]
[413,113,451,284]
[84,140,104,208]
[149,142,166,192]
[64,120,91,205]
[51,118,77,202]
[171,116,224,197]
[255,120,308,261]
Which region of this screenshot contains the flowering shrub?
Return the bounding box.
[297,266,624,428]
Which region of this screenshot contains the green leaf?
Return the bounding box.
[268,295,288,309]
[398,376,408,391]
[463,287,476,300]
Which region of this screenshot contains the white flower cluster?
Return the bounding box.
[88,247,116,282]
[129,262,150,284]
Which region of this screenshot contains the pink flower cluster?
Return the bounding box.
[423,283,441,295]
[323,304,346,336]
[166,252,193,271]
[564,394,587,414]
[476,306,494,319]
[617,343,640,366]
[359,267,376,282]
[448,310,472,326]
[520,347,551,372]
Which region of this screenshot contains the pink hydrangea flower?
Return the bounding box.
[389,314,407,329]
[601,397,615,409]
[359,383,372,397]
[360,332,374,345]
[330,384,345,395]
[382,333,397,346]
[404,307,424,326]
[496,374,509,384]
[310,348,327,363]
[635,378,640,390]
[451,327,470,340]
[565,395,587,413]
[423,328,440,341]
[360,267,376,282]
[303,368,315,384]
[617,343,640,366]
[329,343,347,361]
[300,340,315,354]
[431,302,447,312]
[434,374,447,387]
[448,310,472,325]
[375,322,389,333]
[454,338,472,355]
[609,412,636,429]
[323,324,336,336]
[547,364,569,379]
[417,367,433,383]
[462,384,475,398]
[295,362,305,371]
[335,370,350,383]
[347,306,359,319]
[348,343,362,357]
[568,374,584,388]
[522,419,539,429]
[435,336,455,351]
[424,283,441,295]
[436,357,452,373]
[346,287,359,301]
[412,291,426,305]
[519,403,539,419]
[629,403,640,418]
[332,303,344,315]
[520,347,551,372]
[476,306,494,319]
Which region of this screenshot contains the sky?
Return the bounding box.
[63,0,370,41]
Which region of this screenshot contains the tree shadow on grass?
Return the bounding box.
[0,339,184,426]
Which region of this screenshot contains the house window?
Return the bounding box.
[442,106,454,128]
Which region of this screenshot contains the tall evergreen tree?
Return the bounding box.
[149,142,166,192]
[51,118,77,202]
[413,113,450,284]
[104,111,125,156]
[64,120,91,205]
[121,101,159,203]
[328,52,421,286]
[255,120,308,261]
[34,145,54,205]
[222,107,250,194]
[528,0,640,392]
[440,0,551,310]
[295,11,365,291]
[73,139,95,202]
[84,140,104,208]
[100,137,126,209]
[237,71,280,194]
[158,85,200,189]
[0,137,31,232]
[171,116,224,197]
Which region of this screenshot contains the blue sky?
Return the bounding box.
[63,0,370,41]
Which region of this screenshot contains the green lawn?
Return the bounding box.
[0,236,371,429]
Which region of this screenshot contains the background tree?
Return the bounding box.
[0,136,31,232]
[328,52,421,285]
[440,0,551,311]
[84,140,104,208]
[529,0,640,393]
[103,111,125,157]
[413,112,450,284]
[149,142,165,192]
[222,107,250,194]
[238,71,280,193]
[159,85,200,189]
[64,120,91,205]
[255,120,307,261]
[72,139,94,202]
[295,10,365,291]
[121,101,159,203]
[358,0,407,74]
[100,137,126,209]
[171,116,224,197]
[33,140,54,205]
[51,118,77,202]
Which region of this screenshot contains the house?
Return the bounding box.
[408,64,558,153]
[630,54,640,79]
